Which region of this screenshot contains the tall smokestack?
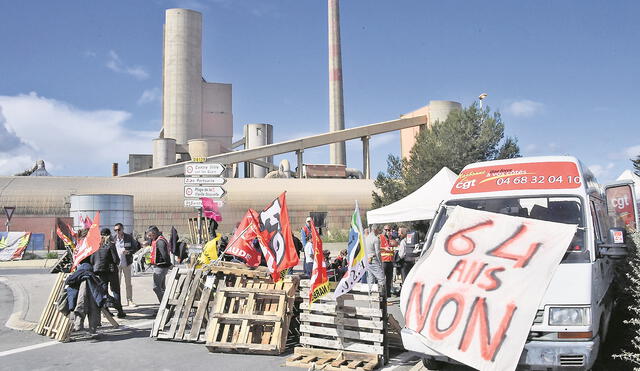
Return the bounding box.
[328,0,346,166]
[163,9,203,147]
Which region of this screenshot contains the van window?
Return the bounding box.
[590,200,602,242]
[429,196,588,263]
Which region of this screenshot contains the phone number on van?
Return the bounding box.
[495,175,581,186]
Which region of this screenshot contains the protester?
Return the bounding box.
[65,258,106,334]
[292,232,303,260]
[301,217,314,277]
[380,224,398,297]
[395,227,409,284]
[331,249,348,280]
[113,223,139,307]
[398,228,419,285]
[91,228,126,318]
[365,224,386,297]
[147,226,172,303]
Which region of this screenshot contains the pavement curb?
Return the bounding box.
[0,276,38,331]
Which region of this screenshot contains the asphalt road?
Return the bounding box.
[0,276,301,371]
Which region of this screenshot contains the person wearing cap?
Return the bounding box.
[91,228,126,318]
[146,226,172,302]
[301,217,314,277]
[113,223,140,307]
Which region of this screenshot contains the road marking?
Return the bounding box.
[0,340,59,358]
[0,319,156,358]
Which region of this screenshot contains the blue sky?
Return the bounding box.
[0,0,638,182]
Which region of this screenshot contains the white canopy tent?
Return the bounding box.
[367,167,458,224]
[617,169,640,196]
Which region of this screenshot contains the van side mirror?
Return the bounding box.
[599,228,628,259]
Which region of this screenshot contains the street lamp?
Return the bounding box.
[478,93,488,109]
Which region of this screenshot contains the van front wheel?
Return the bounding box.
[422,357,444,370]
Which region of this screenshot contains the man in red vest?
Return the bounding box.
[146,226,172,302]
[380,224,398,297]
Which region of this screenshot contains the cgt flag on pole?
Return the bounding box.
[255,192,299,282]
[71,212,101,271]
[309,219,329,303]
[334,201,368,299]
[224,209,262,267]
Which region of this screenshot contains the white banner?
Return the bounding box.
[401,206,576,371]
[334,202,368,299]
[0,232,31,261]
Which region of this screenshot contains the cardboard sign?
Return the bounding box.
[452,162,581,194]
[401,207,576,371]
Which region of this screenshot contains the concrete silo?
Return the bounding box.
[153,138,176,168]
[400,100,462,159]
[243,123,274,178]
[162,9,203,149]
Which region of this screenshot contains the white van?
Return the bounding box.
[401,156,637,370]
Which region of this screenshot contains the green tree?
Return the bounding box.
[372,103,520,208]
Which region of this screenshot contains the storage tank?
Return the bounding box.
[428,100,462,125]
[244,123,273,178]
[153,138,176,168]
[70,194,134,234]
[188,138,223,159]
[163,9,203,145]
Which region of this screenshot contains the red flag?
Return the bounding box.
[66,222,77,239]
[224,209,262,267]
[72,212,101,271]
[56,218,75,249]
[255,192,300,281]
[309,220,329,303]
[82,215,93,229]
[201,197,222,222]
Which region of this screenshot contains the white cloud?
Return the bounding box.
[0,92,155,176]
[588,163,615,178]
[504,100,544,118]
[106,50,149,80]
[625,145,640,159]
[137,88,161,105]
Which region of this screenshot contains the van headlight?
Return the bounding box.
[549,307,590,326]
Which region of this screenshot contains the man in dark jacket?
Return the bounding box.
[113,223,139,307]
[91,228,126,318]
[147,226,172,302]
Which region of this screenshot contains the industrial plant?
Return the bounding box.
[0,4,460,246]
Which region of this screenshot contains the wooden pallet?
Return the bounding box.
[49,248,72,274]
[286,347,379,371]
[150,262,272,342]
[205,274,300,354]
[34,273,72,342]
[298,280,388,364]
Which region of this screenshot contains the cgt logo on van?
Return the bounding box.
[452,162,582,194]
[401,207,577,371]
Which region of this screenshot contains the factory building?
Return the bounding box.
[0,177,375,241]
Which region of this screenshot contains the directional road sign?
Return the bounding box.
[184,163,225,176]
[184,177,225,185]
[184,199,225,208]
[184,186,225,198]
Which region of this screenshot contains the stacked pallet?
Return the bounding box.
[150,262,271,343]
[205,274,299,355]
[287,280,387,370]
[34,273,72,342]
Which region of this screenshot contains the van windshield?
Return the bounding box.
[430,196,588,264]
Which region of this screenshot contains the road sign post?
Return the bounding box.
[4,206,15,232]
